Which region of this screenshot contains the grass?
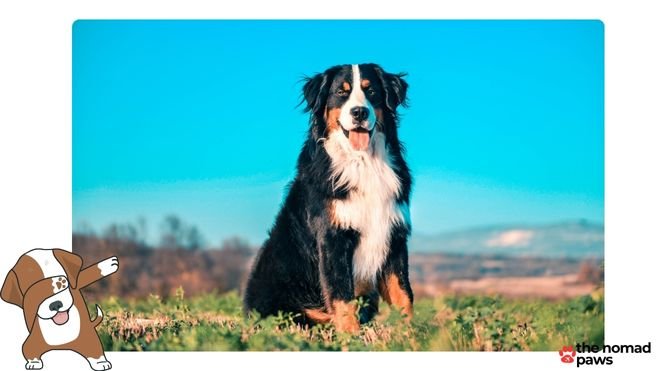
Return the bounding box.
[92,288,604,351]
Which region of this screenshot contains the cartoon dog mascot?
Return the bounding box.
[1,248,119,370]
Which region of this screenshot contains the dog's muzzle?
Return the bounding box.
[22,275,70,329]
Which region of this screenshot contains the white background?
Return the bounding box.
[0,1,658,370]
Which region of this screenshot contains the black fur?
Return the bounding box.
[244,63,412,326]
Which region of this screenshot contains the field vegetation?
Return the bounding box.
[93,289,604,351]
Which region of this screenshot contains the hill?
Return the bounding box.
[410,220,603,258]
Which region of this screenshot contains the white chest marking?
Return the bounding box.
[26,249,66,278]
[325,130,409,283]
[39,305,81,346]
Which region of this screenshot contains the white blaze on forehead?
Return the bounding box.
[351,64,366,102]
[338,64,377,132]
[26,249,66,278]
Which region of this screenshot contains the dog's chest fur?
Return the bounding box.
[325,131,409,283]
[37,305,81,346]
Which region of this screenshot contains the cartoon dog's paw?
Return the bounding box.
[25,358,43,370]
[97,256,119,276]
[88,356,112,371]
[53,276,69,291]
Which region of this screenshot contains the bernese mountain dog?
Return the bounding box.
[244,63,412,333]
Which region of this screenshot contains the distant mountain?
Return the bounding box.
[409,220,603,258]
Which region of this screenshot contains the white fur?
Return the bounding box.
[97,256,119,276]
[324,128,409,283]
[87,355,112,371]
[38,305,80,346]
[26,358,43,370]
[37,286,73,319]
[338,64,376,131]
[26,249,66,278]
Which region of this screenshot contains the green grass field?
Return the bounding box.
[92,289,603,351]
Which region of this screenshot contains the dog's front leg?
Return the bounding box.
[319,228,360,333]
[22,335,46,370]
[77,256,119,289]
[378,225,414,320]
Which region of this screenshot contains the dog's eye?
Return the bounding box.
[336,89,348,97]
[367,88,376,96]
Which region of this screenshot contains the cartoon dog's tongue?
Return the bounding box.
[348,128,370,151]
[52,311,69,325]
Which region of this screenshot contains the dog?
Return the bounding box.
[1,248,119,370]
[244,63,413,333]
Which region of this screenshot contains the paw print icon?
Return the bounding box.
[559,345,576,363]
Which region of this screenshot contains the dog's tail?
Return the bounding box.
[91,304,104,327]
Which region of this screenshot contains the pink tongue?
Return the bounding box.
[52,311,69,325]
[348,130,370,151]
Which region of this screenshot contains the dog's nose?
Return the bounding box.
[49,301,63,312]
[350,106,369,122]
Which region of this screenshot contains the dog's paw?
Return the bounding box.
[88,356,112,371]
[334,317,360,334]
[332,301,360,334]
[97,257,119,276]
[25,359,43,370]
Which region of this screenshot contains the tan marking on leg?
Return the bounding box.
[304,308,333,324]
[378,274,413,320]
[332,300,359,333]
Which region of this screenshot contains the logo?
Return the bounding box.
[559,342,652,367]
[560,345,576,363]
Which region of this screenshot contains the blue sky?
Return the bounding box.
[73,20,604,245]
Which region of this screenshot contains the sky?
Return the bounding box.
[72,20,604,246]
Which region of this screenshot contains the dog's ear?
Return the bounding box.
[374,65,409,111]
[53,249,82,288]
[301,65,341,117]
[1,270,23,307]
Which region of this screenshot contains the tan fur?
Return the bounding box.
[303,308,333,323]
[374,107,383,123]
[1,270,22,307]
[378,274,413,319]
[52,250,82,288]
[361,79,370,89]
[332,300,359,333]
[11,256,44,295]
[324,107,342,133]
[354,279,375,297]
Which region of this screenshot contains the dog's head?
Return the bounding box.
[1,249,82,330]
[302,63,408,151]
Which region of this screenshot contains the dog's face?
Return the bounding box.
[36,278,74,325]
[1,249,82,330]
[303,63,408,151]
